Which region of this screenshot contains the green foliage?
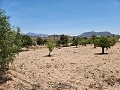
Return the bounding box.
[21,35,33,48]
[60,34,69,46]
[93,36,116,54]
[62,43,69,47]
[80,39,87,46]
[98,37,110,48]
[72,38,79,47]
[36,37,43,45]
[93,38,99,48]
[0,9,21,70]
[56,40,61,48]
[92,34,97,40]
[43,39,47,44]
[79,37,92,46]
[45,41,55,56]
[109,37,117,46]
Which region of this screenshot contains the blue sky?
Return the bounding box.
[0,0,120,35]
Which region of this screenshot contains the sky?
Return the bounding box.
[0,0,120,35]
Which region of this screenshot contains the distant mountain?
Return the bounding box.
[26,32,49,37]
[79,31,114,37]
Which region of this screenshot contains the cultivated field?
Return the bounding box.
[2,43,120,90]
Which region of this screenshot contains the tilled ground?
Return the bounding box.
[1,43,120,90]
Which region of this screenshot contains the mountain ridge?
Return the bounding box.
[26,32,49,37]
[25,31,116,37]
[79,31,115,37]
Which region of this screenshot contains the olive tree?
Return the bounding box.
[93,36,116,54]
[0,9,21,70]
[60,34,69,46]
[21,35,33,48]
[72,38,79,47]
[45,41,55,56]
[36,37,43,45]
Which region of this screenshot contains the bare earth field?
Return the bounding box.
[1,43,120,90]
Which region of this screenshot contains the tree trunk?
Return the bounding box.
[48,52,51,57]
[102,47,104,54]
[76,45,77,48]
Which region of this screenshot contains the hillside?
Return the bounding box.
[79,31,114,37]
[26,32,49,37]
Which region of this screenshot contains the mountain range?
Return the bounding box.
[26,31,115,37]
[26,32,49,37]
[79,31,114,37]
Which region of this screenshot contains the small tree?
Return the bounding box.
[80,39,87,46]
[56,40,61,48]
[93,37,115,54]
[43,39,47,44]
[21,35,33,48]
[60,34,69,46]
[36,37,43,45]
[73,38,79,47]
[45,41,55,56]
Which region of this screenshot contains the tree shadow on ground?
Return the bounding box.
[94,53,108,55]
[44,55,53,57]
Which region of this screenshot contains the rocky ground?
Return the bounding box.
[1,43,120,90]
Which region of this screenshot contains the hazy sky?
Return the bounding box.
[0,0,120,35]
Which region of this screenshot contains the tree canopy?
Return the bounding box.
[93,36,117,54]
[0,9,21,69]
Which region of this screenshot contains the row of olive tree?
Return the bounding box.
[21,36,48,48]
[45,35,118,56]
[71,36,118,54]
